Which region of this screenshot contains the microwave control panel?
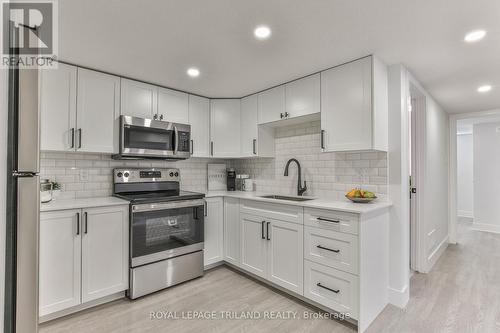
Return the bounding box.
[178,131,190,152]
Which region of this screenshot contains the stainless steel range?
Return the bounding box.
[113,168,205,299]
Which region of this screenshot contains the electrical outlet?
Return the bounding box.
[79,169,89,181]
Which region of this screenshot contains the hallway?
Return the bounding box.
[368,218,500,332]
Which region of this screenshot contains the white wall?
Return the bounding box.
[0,68,8,333]
[423,97,449,269]
[473,122,500,233]
[457,133,473,218]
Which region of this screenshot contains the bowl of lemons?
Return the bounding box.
[345,188,377,203]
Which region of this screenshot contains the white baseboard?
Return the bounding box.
[471,223,500,234]
[426,236,449,273]
[457,210,474,219]
[388,284,409,308]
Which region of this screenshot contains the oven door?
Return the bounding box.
[130,199,204,267]
[120,115,191,159]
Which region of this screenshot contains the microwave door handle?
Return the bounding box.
[173,125,179,155]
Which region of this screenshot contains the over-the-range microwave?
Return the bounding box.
[113,115,191,160]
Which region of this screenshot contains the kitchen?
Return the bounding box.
[1,1,498,333]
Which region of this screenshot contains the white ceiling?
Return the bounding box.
[59,0,500,113]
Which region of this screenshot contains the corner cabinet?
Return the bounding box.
[210,99,241,158]
[240,95,275,158]
[320,56,388,152]
[39,205,129,319]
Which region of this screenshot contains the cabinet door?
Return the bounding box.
[240,214,267,279]
[81,206,129,303]
[258,85,285,124]
[39,63,77,151]
[188,95,210,157]
[240,95,258,157]
[285,74,320,118]
[223,197,240,266]
[204,197,224,267]
[39,209,81,316]
[267,219,304,295]
[76,68,120,153]
[120,79,157,119]
[321,57,372,151]
[210,99,241,157]
[158,87,189,123]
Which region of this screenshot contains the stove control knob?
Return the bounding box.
[169,172,174,177]
[117,172,123,178]
[174,172,179,177]
[124,172,130,178]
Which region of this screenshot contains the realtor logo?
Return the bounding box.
[1,0,57,67]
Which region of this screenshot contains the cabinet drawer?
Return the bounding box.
[304,208,358,235]
[304,260,359,319]
[304,226,358,274]
[240,200,303,225]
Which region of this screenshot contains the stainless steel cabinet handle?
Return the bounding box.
[266,222,270,240]
[84,212,88,234]
[317,283,340,294]
[321,130,325,149]
[317,245,340,253]
[317,217,340,224]
[78,129,82,149]
[261,221,266,239]
[70,128,75,149]
[253,139,257,155]
[210,142,214,156]
[76,212,80,235]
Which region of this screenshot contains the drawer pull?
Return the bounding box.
[317,283,340,294]
[317,245,340,253]
[317,217,340,224]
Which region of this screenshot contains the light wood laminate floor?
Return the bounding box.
[40,219,500,333]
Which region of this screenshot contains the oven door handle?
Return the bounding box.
[173,125,179,155]
[132,199,205,213]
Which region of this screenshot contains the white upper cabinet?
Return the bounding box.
[210,99,241,158]
[40,63,77,151]
[120,79,158,119]
[321,56,388,152]
[76,68,120,154]
[258,85,285,124]
[188,95,210,157]
[157,88,189,123]
[285,74,320,119]
[240,95,258,157]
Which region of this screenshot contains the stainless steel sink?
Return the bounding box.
[259,195,314,202]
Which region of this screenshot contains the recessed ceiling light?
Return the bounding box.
[477,85,492,93]
[254,25,271,40]
[464,30,486,43]
[187,67,200,78]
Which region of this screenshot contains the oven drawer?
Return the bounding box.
[304,208,358,235]
[304,260,359,319]
[304,226,358,274]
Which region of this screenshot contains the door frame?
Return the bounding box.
[448,109,500,244]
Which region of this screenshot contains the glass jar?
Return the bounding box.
[40,179,53,203]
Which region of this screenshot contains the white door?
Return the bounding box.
[76,68,120,153]
[210,99,241,157]
[258,85,285,124]
[39,63,77,151]
[267,219,304,295]
[285,74,320,119]
[120,78,158,119]
[188,95,210,157]
[157,87,189,123]
[204,197,224,266]
[81,206,129,303]
[39,209,81,316]
[223,197,240,266]
[240,95,258,157]
[321,57,372,151]
[240,214,267,278]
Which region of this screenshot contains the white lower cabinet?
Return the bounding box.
[39,205,129,318]
[223,197,240,266]
[204,197,224,267]
[240,214,268,278]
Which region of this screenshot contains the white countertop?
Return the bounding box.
[205,191,392,215]
[40,196,129,212]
